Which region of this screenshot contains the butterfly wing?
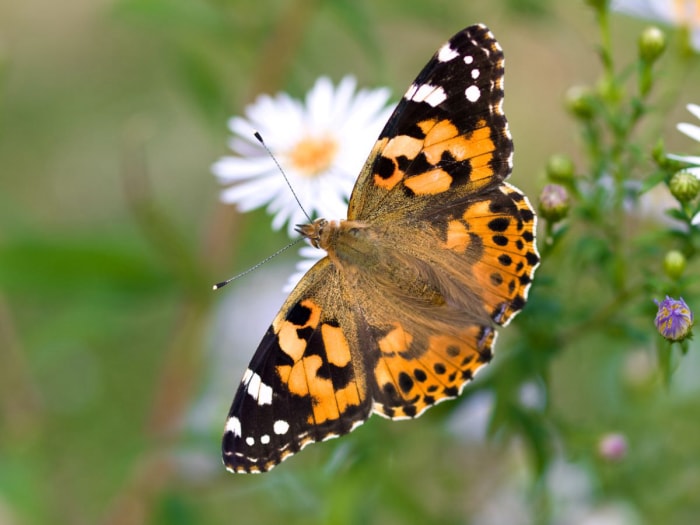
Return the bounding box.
[349,24,512,221]
[222,258,373,473]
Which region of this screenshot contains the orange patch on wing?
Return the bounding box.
[374,170,403,191]
[331,382,363,422]
[276,299,322,361]
[322,324,352,367]
[278,351,364,425]
[461,200,493,221]
[303,355,339,423]
[276,317,364,425]
[463,123,495,158]
[464,125,496,184]
[383,134,423,160]
[417,118,438,135]
[404,168,453,195]
[371,326,492,419]
[378,324,413,354]
[423,119,459,146]
[370,137,402,191]
[277,323,307,362]
[299,299,323,328]
[444,219,469,252]
[373,359,395,397]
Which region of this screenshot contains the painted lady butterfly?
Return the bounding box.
[223,24,539,473]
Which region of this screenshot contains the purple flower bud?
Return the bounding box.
[538,184,570,223]
[654,296,694,342]
[598,433,628,462]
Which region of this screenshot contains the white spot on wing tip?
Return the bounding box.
[465,85,481,102]
[409,83,447,107]
[464,55,474,65]
[403,83,418,100]
[225,416,242,437]
[260,434,270,445]
[273,420,290,435]
[245,436,255,446]
[437,43,459,62]
[245,370,273,406]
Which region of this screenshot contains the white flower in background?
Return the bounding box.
[612,0,700,51]
[668,103,700,176]
[283,245,325,292]
[212,76,394,236]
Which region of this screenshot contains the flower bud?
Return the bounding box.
[538,184,570,223]
[546,154,575,183]
[663,250,686,280]
[654,296,694,342]
[565,85,595,120]
[669,170,700,202]
[598,433,628,462]
[639,26,666,63]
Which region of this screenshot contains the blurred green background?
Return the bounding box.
[2,0,700,524]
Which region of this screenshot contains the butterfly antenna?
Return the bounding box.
[212,238,304,290]
[254,131,312,223]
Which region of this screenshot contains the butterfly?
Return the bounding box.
[222,24,539,473]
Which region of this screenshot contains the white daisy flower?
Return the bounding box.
[212,76,394,236]
[612,0,700,51]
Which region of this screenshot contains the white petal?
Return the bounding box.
[219,177,283,210]
[678,122,700,143]
[283,246,324,292]
[692,212,700,226]
[211,157,276,181]
[329,76,358,124]
[242,94,305,149]
[687,103,700,120]
[685,167,700,178]
[228,116,257,139]
[344,88,392,131]
[668,153,700,165]
[316,179,349,218]
[229,137,263,157]
[269,206,292,232]
[305,77,334,128]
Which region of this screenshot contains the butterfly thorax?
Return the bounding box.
[297,217,448,306]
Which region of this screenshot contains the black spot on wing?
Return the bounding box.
[287,302,312,326]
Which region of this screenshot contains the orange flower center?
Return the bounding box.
[288,135,338,177]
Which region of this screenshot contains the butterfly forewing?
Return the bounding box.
[348,24,512,221]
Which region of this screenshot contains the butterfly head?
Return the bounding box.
[295,218,330,249]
